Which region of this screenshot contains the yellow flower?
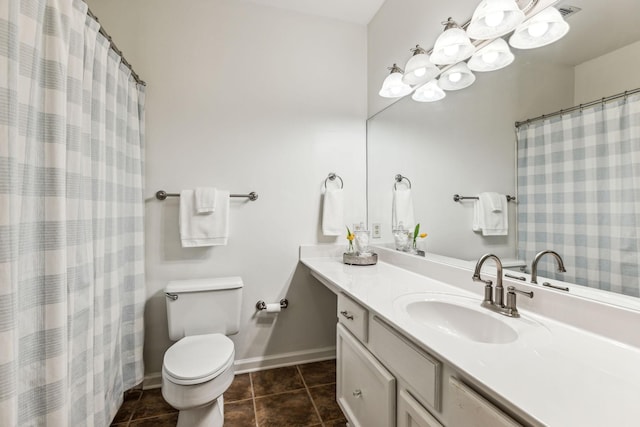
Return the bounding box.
[347,233,354,241]
[419,233,427,238]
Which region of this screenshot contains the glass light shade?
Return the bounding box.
[402,53,440,85]
[438,62,476,90]
[379,71,413,98]
[466,0,525,40]
[430,27,476,65]
[412,80,446,102]
[468,38,514,71]
[509,7,569,49]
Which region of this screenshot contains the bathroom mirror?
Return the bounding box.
[367,0,640,300]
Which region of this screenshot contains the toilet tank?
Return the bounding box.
[165,276,243,341]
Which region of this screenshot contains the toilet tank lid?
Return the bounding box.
[165,276,243,293]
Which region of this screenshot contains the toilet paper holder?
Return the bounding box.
[256,299,289,311]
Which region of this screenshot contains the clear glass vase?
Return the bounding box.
[355,230,371,255]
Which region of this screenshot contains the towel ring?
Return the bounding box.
[394,174,412,190]
[324,172,344,189]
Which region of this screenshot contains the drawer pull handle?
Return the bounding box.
[340,310,354,320]
[352,389,362,398]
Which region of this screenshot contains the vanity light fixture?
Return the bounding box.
[466,0,525,40]
[379,64,413,98]
[509,6,569,49]
[430,18,476,65]
[438,62,476,91]
[402,45,440,86]
[412,79,446,102]
[468,38,515,71]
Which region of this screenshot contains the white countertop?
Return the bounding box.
[300,247,640,427]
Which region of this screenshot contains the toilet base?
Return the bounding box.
[177,395,224,427]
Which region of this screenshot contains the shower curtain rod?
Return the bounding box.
[86,7,146,86]
[515,87,640,128]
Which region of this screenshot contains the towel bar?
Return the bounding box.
[156,190,258,201]
[453,194,516,202]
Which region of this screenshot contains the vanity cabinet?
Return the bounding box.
[398,389,443,427]
[337,292,368,342]
[337,324,395,427]
[335,292,526,427]
[448,377,521,427]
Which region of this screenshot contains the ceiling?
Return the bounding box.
[241,0,640,66]
[242,0,386,25]
[541,0,640,65]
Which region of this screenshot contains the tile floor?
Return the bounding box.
[111,359,347,427]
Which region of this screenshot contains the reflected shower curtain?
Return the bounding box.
[0,1,145,425]
[517,93,640,297]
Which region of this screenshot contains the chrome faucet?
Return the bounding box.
[473,254,505,308]
[530,250,566,284]
[473,253,534,317]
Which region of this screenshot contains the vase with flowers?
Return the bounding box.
[412,223,428,256]
[346,226,355,254]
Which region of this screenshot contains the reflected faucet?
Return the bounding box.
[530,250,566,284]
[473,254,504,308]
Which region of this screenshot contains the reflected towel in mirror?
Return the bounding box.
[393,188,415,229]
[473,192,508,236]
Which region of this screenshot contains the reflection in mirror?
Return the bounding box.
[367,0,640,300]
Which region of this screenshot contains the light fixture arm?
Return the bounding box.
[410,45,427,56]
[387,63,404,74]
[441,17,462,31]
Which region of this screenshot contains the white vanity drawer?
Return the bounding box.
[398,389,443,427]
[449,377,522,427]
[337,293,368,343]
[369,316,442,411]
[337,324,395,427]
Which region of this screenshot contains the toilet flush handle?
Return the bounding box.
[165,292,178,301]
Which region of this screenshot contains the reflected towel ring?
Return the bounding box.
[324,172,344,189]
[394,174,412,190]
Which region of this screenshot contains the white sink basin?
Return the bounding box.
[394,293,549,345]
[405,299,518,344]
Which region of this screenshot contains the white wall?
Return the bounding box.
[86,0,367,377]
[574,40,640,104]
[366,1,574,261]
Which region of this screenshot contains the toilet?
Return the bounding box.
[161,277,243,427]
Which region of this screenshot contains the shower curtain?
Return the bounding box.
[0,1,145,426]
[517,93,640,297]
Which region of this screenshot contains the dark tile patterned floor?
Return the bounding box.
[111,359,347,427]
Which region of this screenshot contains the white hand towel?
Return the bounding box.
[194,187,217,214]
[392,188,415,229]
[322,188,344,236]
[180,189,230,247]
[486,192,503,212]
[474,192,508,236]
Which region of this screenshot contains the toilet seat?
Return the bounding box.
[163,334,234,385]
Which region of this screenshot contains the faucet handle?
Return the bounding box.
[507,285,534,298]
[505,286,534,317]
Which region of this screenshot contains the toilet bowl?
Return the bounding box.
[162,333,235,427]
[162,276,243,426]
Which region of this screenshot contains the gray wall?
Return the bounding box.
[87,0,367,378]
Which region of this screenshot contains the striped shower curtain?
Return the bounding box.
[0,1,145,426]
[517,93,640,297]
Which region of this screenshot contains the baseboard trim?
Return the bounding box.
[233,346,336,374]
[142,346,336,389]
[143,372,162,390]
